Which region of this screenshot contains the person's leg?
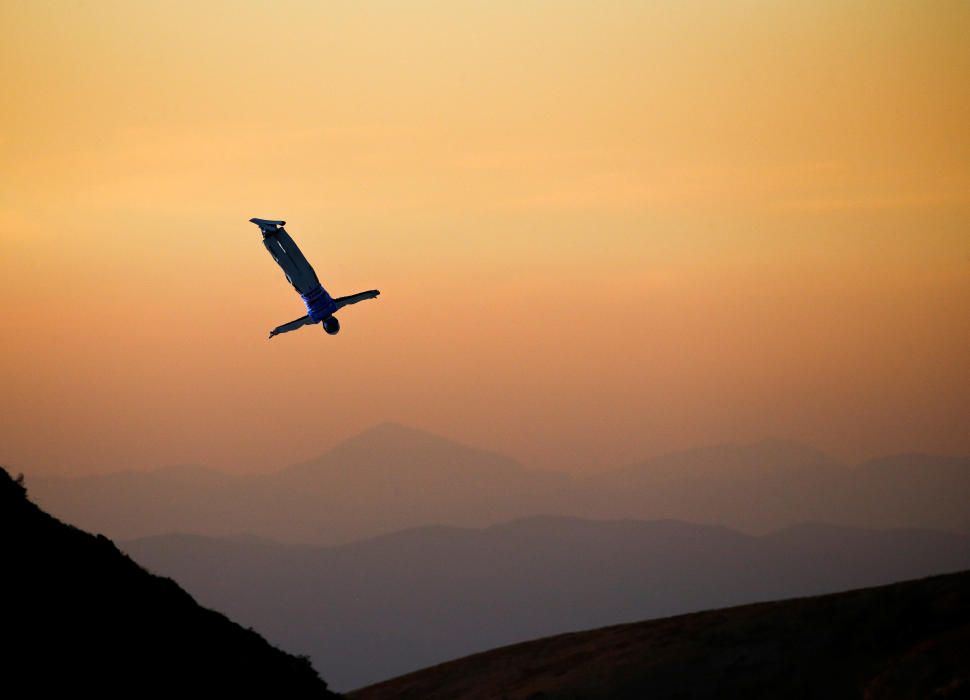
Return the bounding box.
[274,227,320,288]
[263,236,315,294]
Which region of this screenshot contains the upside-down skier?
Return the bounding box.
[251,218,380,338]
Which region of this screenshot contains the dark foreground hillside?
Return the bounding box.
[0,468,339,698]
[350,569,970,700]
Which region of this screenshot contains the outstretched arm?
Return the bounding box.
[333,289,380,310]
[269,315,312,339]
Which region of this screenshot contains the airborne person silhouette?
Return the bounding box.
[251,218,380,338]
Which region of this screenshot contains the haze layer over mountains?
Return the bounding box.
[29,422,970,545]
[124,517,970,690]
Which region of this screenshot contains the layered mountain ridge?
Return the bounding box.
[29,422,970,544]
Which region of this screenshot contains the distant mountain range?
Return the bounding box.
[123,515,970,691]
[348,569,970,700]
[0,467,338,698]
[29,422,970,544]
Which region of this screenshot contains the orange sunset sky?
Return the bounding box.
[1,1,968,476]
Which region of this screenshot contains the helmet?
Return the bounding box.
[322,316,341,335]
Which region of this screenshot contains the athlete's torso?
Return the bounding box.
[301,283,338,323]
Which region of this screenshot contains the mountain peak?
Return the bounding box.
[352,421,447,443]
[327,421,521,467]
[279,421,531,482]
[343,421,477,449]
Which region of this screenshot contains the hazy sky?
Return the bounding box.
[2,1,968,476]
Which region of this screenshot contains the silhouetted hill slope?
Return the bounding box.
[349,569,970,700]
[123,516,970,690]
[0,468,339,698]
[28,425,970,544]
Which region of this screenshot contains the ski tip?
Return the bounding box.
[249,217,286,228]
